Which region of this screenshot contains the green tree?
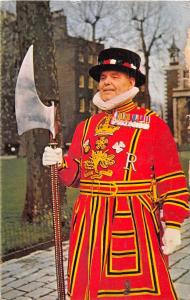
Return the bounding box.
[0,10,19,155]
[16,1,63,222]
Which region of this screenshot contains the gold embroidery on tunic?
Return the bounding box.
[84,115,118,179]
[84,150,115,179]
[96,137,108,150]
[95,115,120,136]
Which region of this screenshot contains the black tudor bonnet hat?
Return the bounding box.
[89,47,146,87]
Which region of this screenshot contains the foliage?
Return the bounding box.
[16,1,62,222]
[0,10,19,155]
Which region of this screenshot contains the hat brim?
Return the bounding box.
[89,64,145,87]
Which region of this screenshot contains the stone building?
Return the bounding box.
[0,9,103,154]
[52,10,103,146]
[164,35,190,147]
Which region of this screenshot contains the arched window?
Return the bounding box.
[79,98,85,113]
[88,54,93,64]
[79,52,84,63]
[183,70,190,88]
[88,77,94,89]
[79,75,85,88]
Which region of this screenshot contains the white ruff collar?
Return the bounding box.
[92,87,139,111]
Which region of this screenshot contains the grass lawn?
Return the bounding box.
[1,157,78,255]
[1,158,27,221]
[179,151,189,179]
[1,151,189,256]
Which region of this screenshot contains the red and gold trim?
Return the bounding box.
[157,170,186,183]
[105,199,141,278]
[101,198,110,273]
[124,128,142,180]
[68,212,86,296]
[80,180,152,197]
[161,188,189,201]
[88,196,101,276]
[163,197,189,210]
[115,100,136,113]
[165,221,181,229]
[81,117,92,151]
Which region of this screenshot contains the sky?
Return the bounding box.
[49,1,190,107]
[49,1,190,48]
[1,0,190,108]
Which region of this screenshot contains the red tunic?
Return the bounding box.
[59,101,189,299]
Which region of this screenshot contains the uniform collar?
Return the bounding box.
[114,99,137,113]
[92,87,139,111]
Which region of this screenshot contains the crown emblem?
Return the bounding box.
[95,115,120,136]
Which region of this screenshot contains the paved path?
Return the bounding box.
[1,219,190,300]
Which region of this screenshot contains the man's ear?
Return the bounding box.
[130,77,136,87]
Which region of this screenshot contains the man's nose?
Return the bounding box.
[103,76,111,85]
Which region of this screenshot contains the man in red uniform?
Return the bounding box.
[43,48,189,299]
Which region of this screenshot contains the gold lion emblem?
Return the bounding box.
[84,150,115,179]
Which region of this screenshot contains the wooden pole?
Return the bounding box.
[50,140,66,300]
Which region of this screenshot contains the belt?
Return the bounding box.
[80,180,152,197]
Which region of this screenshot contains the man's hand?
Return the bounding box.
[162,227,181,255]
[42,146,63,166]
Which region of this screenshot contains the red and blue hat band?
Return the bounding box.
[99,59,139,71]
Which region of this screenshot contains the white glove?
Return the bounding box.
[162,227,181,255]
[42,146,63,166]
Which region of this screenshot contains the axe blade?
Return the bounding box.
[15,45,55,138]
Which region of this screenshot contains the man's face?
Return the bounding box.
[98,70,135,101]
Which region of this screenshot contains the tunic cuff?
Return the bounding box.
[165,221,181,229]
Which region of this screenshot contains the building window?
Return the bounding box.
[88,54,93,64]
[183,70,190,88]
[95,55,98,64]
[79,75,85,88]
[79,98,85,113]
[183,70,189,78]
[184,79,190,88]
[88,77,94,89]
[79,52,84,63]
